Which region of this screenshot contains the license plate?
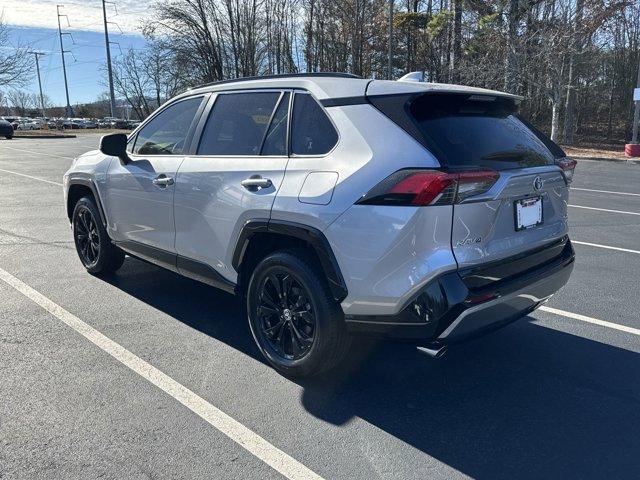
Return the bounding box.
[515,196,543,230]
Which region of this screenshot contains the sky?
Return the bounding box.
[2,0,153,105]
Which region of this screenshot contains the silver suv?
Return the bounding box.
[64,73,576,377]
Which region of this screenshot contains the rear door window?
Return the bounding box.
[291,93,338,155]
[198,92,280,155]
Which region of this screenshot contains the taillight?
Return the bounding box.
[556,157,577,183]
[456,170,500,202]
[356,169,499,206]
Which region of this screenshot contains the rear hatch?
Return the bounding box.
[368,88,571,270]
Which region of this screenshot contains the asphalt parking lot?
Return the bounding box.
[1,134,639,479]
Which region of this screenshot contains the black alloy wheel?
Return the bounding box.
[74,205,101,268]
[247,250,351,378]
[72,196,125,274]
[257,269,316,361]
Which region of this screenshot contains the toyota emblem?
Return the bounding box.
[533,176,544,191]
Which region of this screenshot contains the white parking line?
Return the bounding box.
[571,187,640,197]
[572,240,640,255]
[0,144,75,160]
[539,306,640,337]
[569,205,640,216]
[0,168,63,186]
[0,266,323,480]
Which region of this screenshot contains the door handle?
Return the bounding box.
[241,176,272,191]
[153,175,174,187]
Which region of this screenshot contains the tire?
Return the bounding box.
[72,196,125,275]
[5,135,12,140]
[247,249,351,378]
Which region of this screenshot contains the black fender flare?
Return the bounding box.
[232,219,348,302]
[66,177,108,227]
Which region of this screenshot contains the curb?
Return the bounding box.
[574,156,640,165]
[11,134,77,139]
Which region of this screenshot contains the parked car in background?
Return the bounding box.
[0,118,14,139]
[16,120,39,130]
[82,119,99,129]
[4,117,20,130]
[98,117,117,129]
[56,118,73,129]
[64,73,576,377]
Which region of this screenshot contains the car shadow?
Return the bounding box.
[104,257,640,479]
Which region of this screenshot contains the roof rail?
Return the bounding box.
[190,72,362,91]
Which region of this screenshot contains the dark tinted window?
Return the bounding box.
[409,94,555,169]
[291,93,338,155]
[198,92,280,155]
[261,92,290,155]
[133,97,203,155]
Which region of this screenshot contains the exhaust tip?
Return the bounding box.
[417,344,447,358]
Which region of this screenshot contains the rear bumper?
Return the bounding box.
[345,236,575,344]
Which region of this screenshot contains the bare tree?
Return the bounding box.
[0,19,33,88]
[112,49,153,119]
[142,0,638,144]
[562,0,585,144]
[7,90,32,116]
[28,92,52,116]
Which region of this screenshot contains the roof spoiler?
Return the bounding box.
[395,71,524,103]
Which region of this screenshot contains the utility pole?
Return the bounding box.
[625,56,640,157]
[388,0,394,80]
[31,52,46,119]
[102,0,117,118]
[632,58,640,144]
[57,5,73,117]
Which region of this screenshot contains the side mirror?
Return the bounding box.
[100,133,130,164]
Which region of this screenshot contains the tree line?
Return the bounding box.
[3,2,638,146]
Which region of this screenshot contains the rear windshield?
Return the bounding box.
[373,93,560,170]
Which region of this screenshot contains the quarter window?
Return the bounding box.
[291,93,338,155]
[133,96,203,155]
[198,92,280,155]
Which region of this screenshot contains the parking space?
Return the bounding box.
[1,135,639,479]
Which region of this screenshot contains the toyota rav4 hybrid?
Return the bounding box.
[63,73,576,377]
